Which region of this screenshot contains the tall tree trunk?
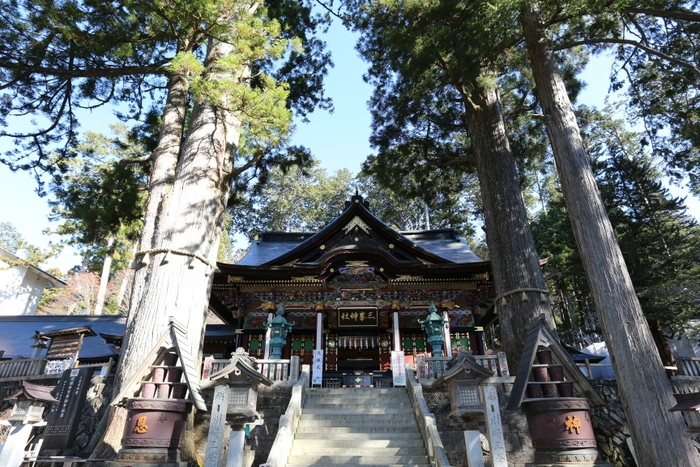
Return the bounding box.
[465,76,556,370]
[520,3,699,465]
[115,268,132,314]
[93,234,115,315]
[92,31,242,456]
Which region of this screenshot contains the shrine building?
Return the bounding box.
[209,194,497,387]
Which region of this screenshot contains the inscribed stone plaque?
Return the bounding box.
[41,367,92,453]
[204,385,229,467]
[481,384,507,467]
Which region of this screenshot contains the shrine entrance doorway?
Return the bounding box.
[323,308,393,387]
[335,334,381,372]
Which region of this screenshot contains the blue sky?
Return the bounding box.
[0,19,697,273]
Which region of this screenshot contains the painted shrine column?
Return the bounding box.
[263,312,273,359]
[393,311,401,351]
[316,311,323,350]
[443,311,453,358]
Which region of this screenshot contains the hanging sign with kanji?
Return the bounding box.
[312,349,324,385]
[338,308,379,327]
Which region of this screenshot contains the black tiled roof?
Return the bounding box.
[236,232,315,266]
[236,228,482,266]
[0,315,125,360]
[0,316,240,361]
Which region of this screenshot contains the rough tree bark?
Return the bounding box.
[520,3,700,465]
[92,32,240,458]
[93,234,115,315]
[465,76,556,370]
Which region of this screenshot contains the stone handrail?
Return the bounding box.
[260,364,310,467]
[405,364,452,467]
[420,352,509,380]
[208,357,298,383]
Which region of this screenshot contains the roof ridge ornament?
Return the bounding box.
[344,193,371,210]
[342,216,372,235]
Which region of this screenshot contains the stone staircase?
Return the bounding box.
[287,387,431,467]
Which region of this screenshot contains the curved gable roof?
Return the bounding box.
[231,195,483,268]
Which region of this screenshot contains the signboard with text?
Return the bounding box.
[338,308,379,327]
[391,351,406,387]
[312,349,324,386]
[42,367,91,453]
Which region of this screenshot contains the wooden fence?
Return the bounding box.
[676,357,700,377]
[0,357,113,383]
[0,358,45,381]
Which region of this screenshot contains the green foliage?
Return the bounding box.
[0,0,332,191]
[533,107,700,335]
[542,1,700,193]
[355,170,479,237]
[230,162,354,240]
[47,124,147,273]
[0,221,58,267]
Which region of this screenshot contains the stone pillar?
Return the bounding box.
[263,312,273,359]
[225,430,246,467]
[442,311,453,358]
[204,385,229,467]
[0,422,34,467]
[393,311,401,351]
[481,384,508,467]
[464,430,485,467]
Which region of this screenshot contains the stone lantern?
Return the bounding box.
[419,303,448,357]
[201,348,273,467]
[429,351,494,425]
[0,381,57,467]
[265,305,294,359]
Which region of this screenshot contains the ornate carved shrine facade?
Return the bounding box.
[209,195,496,386]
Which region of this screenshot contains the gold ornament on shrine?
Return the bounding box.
[134,415,149,434]
[565,415,581,434]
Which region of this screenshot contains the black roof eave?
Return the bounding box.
[254,197,454,267]
[216,257,492,281]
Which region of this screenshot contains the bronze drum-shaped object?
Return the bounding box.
[121,398,188,450]
[522,398,597,452]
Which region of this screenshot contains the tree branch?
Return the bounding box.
[554,38,700,78]
[0,61,167,79]
[622,7,700,22]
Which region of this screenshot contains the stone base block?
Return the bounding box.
[526,464,613,467]
[106,462,187,467]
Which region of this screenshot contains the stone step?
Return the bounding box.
[289,387,430,467]
[301,407,413,415]
[290,445,428,456]
[294,431,424,441]
[305,397,409,404]
[291,438,426,448]
[305,399,410,407]
[308,388,403,395]
[287,464,431,467]
[286,455,431,465]
[300,412,415,421]
[296,425,421,434]
[298,419,420,428]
